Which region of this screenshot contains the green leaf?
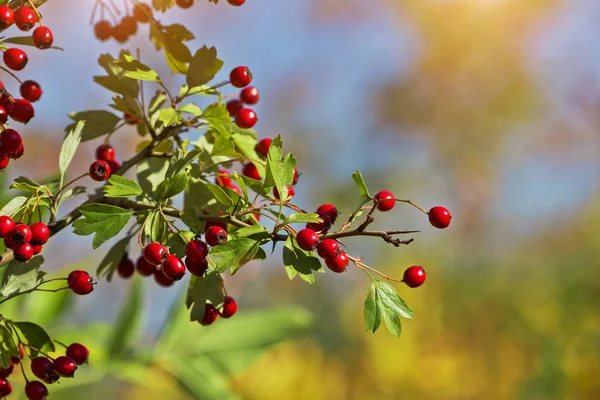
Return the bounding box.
[156,170,188,201]
[152,0,175,12]
[185,271,224,322]
[364,283,381,334]
[282,237,321,285]
[137,157,170,194]
[231,225,270,241]
[208,238,261,274]
[144,210,163,243]
[0,325,18,369]
[59,120,85,187]
[9,176,41,193]
[186,45,224,89]
[178,103,203,116]
[375,280,414,319]
[204,182,235,207]
[365,280,414,337]
[156,107,183,128]
[12,321,55,358]
[179,84,219,97]
[2,35,63,50]
[148,92,167,116]
[107,277,143,357]
[103,175,143,198]
[0,257,45,297]
[115,52,161,82]
[56,187,87,209]
[164,23,195,41]
[202,103,231,126]
[165,149,201,179]
[0,196,27,216]
[283,213,322,225]
[180,209,204,234]
[73,204,134,249]
[231,133,264,176]
[350,170,373,221]
[97,236,131,281]
[66,110,121,142]
[264,135,296,200]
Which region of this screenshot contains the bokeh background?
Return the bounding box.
[2,0,600,398]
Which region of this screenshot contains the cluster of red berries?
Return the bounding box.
[88,143,120,182]
[0,342,89,399]
[0,5,54,71]
[93,2,152,44]
[226,66,258,130]
[0,217,49,261]
[67,270,95,295]
[175,0,244,9]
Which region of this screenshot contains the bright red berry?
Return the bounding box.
[32,26,53,49]
[25,380,48,400]
[89,160,110,181]
[52,356,77,377]
[0,378,11,397]
[9,98,35,124]
[296,228,320,251]
[227,0,245,5]
[220,296,237,318]
[428,206,451,229]
[0,6,14,29]
[0,363,13,378]
[0,105,7,124]
[240,86,259,104]
[306,212,331,233]
[229,66,252,88]
[316,204,338,224]
[242,162,261,180]
[216,169,232,186]
[200,303,219,325]
[273,185,295,201]
[0,129,22,154]
[11,223,32,244]
[0,152,8,170]
[67,270,94,295]
[3,48,28,70]
[136,256,157,276]
[143,242,167,265]
[13,243,33,262]
[0,95,13,114]
[153,268,174,287]
[225,183,242,195]
[32,244,42,255]
[403,265,426,288]
[205,226,227,247]
[176,0,194,8]
[107,159,120,176]
[255,138,272,158]
[0,216,15,238]
[65,343,89,365]
[374,190,395,212]
[94,20,112,41]
[95,144,115,162]
[185,256,208,276]
[186,239,209,260]
[14,7,36,31]
[132,3,152,23]
[226,99,243,117]
[235,108,257,129]
[30,357,53,380]
[292,167,300,185]
[19,80,42,102]
[325,251,349,273]
[117,256,135,278]
[317,239,340,261]
[7,143,23,160]
[30,222,49,245]
[121,16,138,35]
[161,254,186,281]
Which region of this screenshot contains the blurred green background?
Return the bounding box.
[2,0,600,398]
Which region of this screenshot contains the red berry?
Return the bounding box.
[3,48,28,70]
[205,226,227,247]
[112,24,129,43]
[0,105,7,124]
[374,190,395,212]
[0,129,22,154]
[200,303,219,325]
[68,270,94,295]
[161,254,186,281]
[216,169,232,186]
[117,257,135,278]
[186,239,208,260]
[0,363,13,378]
[14,7,36,31]
[132,3,152,23]
[119,16,138,36]
[143,242,167,265]
[0,378,11,397]
[9,98,35,124]
[11,223,32,244]
[227,0,245,5]
[240,86,259,104]
[107,159,120,176]
[306,212,331,233]
[124,112,140,124]
[0,6,14,29]
[0,216,15,238]
[95,144,115,162]
[32,26,53,49]
[94,20,112,41]
[229,66,252,88]
[220,296,237,318]
[30,222,49,245]
[30,357,53,380]
[292,167,300,185]
[19,80,42,102]
[176,0,194,8]
[3,236,13,249]
[226,99,243,117]
[317,239,340,261]
[0,152,8,170]
[153,268,174,287]
[242,162,261,180]
[225,183,242,195]
[273,185,295,201]
[255,138,272,158]
[0,95,13,114]
[65,343,89,365]
[428,206,451,229]
[7,143,24,160]
[316,204,338,224]
[52,356,77,377]
[296,229,320,251]
[89,160,110,181]
[185,256,208,276]
[136,256,157,276]
[325,250,349,273]
[13,243,33,262]
[235,108,257,129]
[32,244,42,255]
[25,380,47,400]
[403,265,426,288]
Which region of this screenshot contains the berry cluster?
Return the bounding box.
[0,217,49,261]
[226,66,258,129]
[67,270,95,295]
[88,143,120,182]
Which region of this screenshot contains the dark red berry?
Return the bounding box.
[186,239,208,260]
[95,144,115,162]
[242,162,261,180]
[229,66,252,88]
[42,371,59,384]
[292,167,300,185]
[317,239,340,261]
[132,3,152,23]
[0,129,22,154]
[185,256,208,276]
[13,243,33,262]
[0,152,8,170]
[153,268,174,287]
[227,0,245,5]
[119,16,137,36]
[19,80,42,102]
[143,242,167,265]
[428,206,452,229]
[89,160,110,181]
[3,48,28,70]
[31,357,53,380]
[0,105,7,124]
[0,6,14,29]
[52,356,77,378]
[235,108,257,129]
[67,270,94,295]
[240,86,259,104]
[0,363,13,378]
[107,159,120,176]
[205,226,227,247]
[255,138,272,158]
[3,236,13,249]
[200,303,219,325]
[11,223,32,244]
[161,254,186,281]
[296,228,319,251]
[25,380,47,400]
[14,7,36,31]
[0,378,11,397]
[216,169,232,186]
[7,143,23,160]
[136,256,157,276]
[32,244,42,255]
[374,190,395,212]
[32,26,53,49]
[0,216,15,238]
[30,222,49,245]
[0,95,13,114]
[403,265,426,288]
[65,343,89,365]
[226,99,243,117]
[220,296,237,318]
[316,204,338,224]
[273,185,295,201]
[306,212,331,233]
[9,98,35,124]
[94,20,112,41]
[325,251,349,273]
[176,0,194,8]
[117,257,135,278]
